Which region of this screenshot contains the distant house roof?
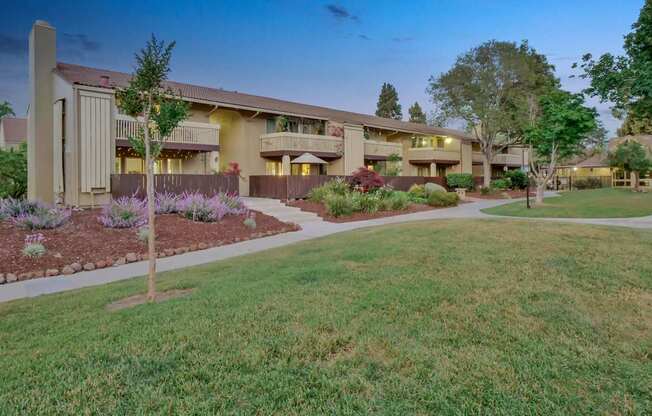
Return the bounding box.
[54,62,475,141]
[575,153,608,168]
[0,117,27,147]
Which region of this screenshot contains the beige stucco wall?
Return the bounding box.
[28,21,56,203]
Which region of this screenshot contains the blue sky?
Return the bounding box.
[0,0,644,135]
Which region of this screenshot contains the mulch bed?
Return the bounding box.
[0,209,297,280]
[466,190,536,199]
[287,200,436,223]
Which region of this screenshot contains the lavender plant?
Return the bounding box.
[177,192,228,222]
[0,198,41,219]
[22,233,46,258]
[243,211,256,229]
[155,192,180,214]
[13,205,71,230]
[98,196,147,228]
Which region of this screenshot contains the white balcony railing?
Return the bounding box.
[115,115,219,146]
[408,147,460,162]
[472,152,523,166]
[364,140,402,159]
[260,132,343,155]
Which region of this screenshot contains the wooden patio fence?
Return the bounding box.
[110,174,239,199]
[248,175,447,199]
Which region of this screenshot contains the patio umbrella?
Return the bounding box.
[290,153,328,164]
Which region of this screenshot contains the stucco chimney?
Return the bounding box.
[27,20,56,203]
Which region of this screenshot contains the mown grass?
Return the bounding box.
[1,220,651,414]
[482,187,652,218]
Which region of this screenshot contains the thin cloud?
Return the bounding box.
[61,33,101,52]
[358,34,371,40]
[325,4,360,23]
[392,36,414,43]
[0,34,26,57]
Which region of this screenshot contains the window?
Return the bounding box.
[417,166,429,176]
[265,161,282,175]
[436,137,445,149]
[266,119,276,134]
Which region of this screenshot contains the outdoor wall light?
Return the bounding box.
[444,137,452,144]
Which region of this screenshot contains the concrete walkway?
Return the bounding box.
[1,195,651,303]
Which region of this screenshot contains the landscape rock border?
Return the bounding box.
[0,224,300,285]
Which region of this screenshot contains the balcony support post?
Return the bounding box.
[430,162,437,177]
[282,154,291,176]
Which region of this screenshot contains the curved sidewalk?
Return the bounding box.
[1,197,650,303]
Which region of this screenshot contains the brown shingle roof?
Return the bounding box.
[0,117,27,146]
[55,62,475,141]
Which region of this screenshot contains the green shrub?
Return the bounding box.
[325,193,354,217]
[424,182,447,194]
[427,191,459,207]
[480,186,491,195]
[356,193,380,213]
[446,173,474,190]
[573,177,603,190]
[504,170,528,189]
[386,192,410,210]
[308,178,349,203]
[408,184,425,199]
[491,178,511,190]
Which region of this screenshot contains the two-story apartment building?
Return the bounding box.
[27,21,526,205]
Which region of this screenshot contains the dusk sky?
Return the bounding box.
[0,0,644,135]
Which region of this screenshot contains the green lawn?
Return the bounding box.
[1,220,651,414]
[483,187,652,218]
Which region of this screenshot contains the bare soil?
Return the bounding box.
[106,288,195,311]
[466,189,536,199]
[287,200,436,223]
[0,209,296,276]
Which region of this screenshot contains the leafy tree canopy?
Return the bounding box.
[375,83,402,120]
[617,112,652,136]
[408,102,427,124]
[0,143,27,198]
[428,40,557,148]
[0,101,15,119]
[608,140,651,176]
[525,89,598,163]
[575,0,652,122]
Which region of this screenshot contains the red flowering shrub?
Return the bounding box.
[350,167,384,192]
[224,161,242,177]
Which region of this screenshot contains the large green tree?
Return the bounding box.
[428,40,557,187]
[608,140,651,192]
[408,102,427,124]
[0,101,15,119]
[0,142,27,198]
[617,112,652,136]
[526,90,598,203]
[375,83,402,120]
[575,0,652,132]
[116,36,189,301]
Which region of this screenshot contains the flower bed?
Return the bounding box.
[287,173,460,223]
[287,200,435,223]
[0,207,298,283]
[466,189,536,199]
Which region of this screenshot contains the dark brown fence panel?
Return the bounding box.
[248,175,448,199]
[111,174,238,199]
[287,175,335,199]
[249,175,288,199]
[111,174,147,199]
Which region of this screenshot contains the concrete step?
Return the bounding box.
[242,197,325,225]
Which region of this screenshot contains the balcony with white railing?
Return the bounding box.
[472,151,523,166]
[260,132,343,157]
[364,140,402,160]
[115,114,220,148]
[408,147,461,163]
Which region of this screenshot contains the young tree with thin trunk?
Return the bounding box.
[428,40,557,187]
[525,90,598,204]
[116,36,188,301]
[608,140,651,192]
[408,102,427,124]
[375,82,402,120]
